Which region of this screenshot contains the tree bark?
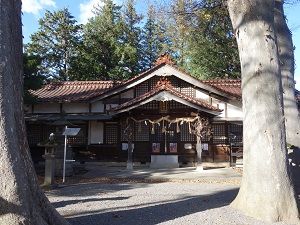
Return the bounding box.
[227,0,299,223]
[274,0,300,191]
[0,1,69,224]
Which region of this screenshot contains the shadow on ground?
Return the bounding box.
[65,188,238,225]
[52,196,131,208]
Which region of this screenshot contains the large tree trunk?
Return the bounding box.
[0,1,69,224]
[227,0,299,223]
[274,0,300,191]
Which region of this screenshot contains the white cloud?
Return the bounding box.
[40,0,55,7]
[22,0,56,15]
[79,0,103,24]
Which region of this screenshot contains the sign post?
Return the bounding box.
[62,126,81,183]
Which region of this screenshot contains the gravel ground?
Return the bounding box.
[47,182,293,225]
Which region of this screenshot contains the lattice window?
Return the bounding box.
[67,125,88,145]
[135,121,149,141]
[136,82,149,97]
[166,122,178,142]
[170,76,180,92]
[181,81,196,97]
[42,125,57,142]
[201,126,211,142]
[105,124,119,144]
[212,123,227,144]
[149,76,160,90]
[150,123,164,142]
[228,123,243,144]
[27,124,43,146]
[169,101,189,109]
[180,123,195,142]
[139,101,159,109]
[120,120,127,142]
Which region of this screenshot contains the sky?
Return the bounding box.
[21,0,300,89]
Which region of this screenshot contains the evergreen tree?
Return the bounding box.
[26,8,81,81]
[72,0,133,80]
[121,0,143,73]
[140,5,168,69]
[188,1,240,79]
[160,0,240,79]
[168,0,194,67]
[23,54,44,103]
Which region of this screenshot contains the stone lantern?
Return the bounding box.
[39,133,58,188]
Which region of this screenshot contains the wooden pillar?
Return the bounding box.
[125,119,134,170]
[127,139,133,170]
[195,135,203,171]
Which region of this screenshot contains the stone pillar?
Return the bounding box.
[42,145,57,187]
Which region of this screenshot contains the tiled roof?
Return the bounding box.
[202,79,300,103]
[30,81,121,102]
[202,79,242,99]
[111,82,222,113]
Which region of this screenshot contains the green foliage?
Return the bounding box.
[25,8,81,81]
[23,54,44,104]
[187,1,240,79]
[140,5,171,69]
[71,0,135,80]
[121,0,143,73]
[160,0,240,79]
[24,1,240,82]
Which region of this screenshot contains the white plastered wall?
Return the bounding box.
[120,89,134,99]
[62,103,89,113]
[34,103,60,113]
[91,101,104,113]
[227,104,243,118]
[196,90,210,101]
[212,98,242,119]
[89,121,104,144]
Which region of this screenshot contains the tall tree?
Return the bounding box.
[23,54,44,104]
[274,0,300,188]
[227,0,299,223]
[0,1,68,224]
[72,0,131,80]
[140,5,167,69]
[121,0,143,74]
[188,0,240,79]
[26,8,81,81]
[168,0,193,67]
[159,0,240,78]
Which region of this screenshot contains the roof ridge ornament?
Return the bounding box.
[154,53,175,66]
[156,77,172,88]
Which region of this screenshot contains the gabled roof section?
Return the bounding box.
[91,63,241,103]
[30,81,121,103]
[110,80,222,115]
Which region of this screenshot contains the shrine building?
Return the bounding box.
[25,55,283,168]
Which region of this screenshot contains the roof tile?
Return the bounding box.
[30,81,121,102]
[202,79,242,98]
